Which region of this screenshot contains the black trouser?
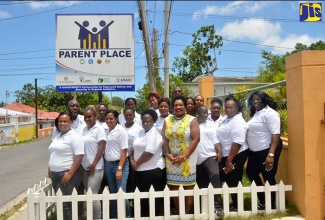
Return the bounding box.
[126,156,136,193]
[197,156,222,209]
[51,166,83,220]
[246,139,282,207]
[219,149,249,209]
[135,167,166,217]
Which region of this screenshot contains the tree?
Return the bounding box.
[14,83,110,113]
[172,25,223,82]
[135,74,191,113]
[0,101,5,107]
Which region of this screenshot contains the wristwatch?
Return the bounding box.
[268,153,274,158]
[118,166,122,170]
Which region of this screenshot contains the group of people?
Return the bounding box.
[47,87,282,220]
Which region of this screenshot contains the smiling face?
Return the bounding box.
[97,105,107,122]
[210,102,222,119]
[186,98,195,115]
[225,100,238,118]
[105,112,118,130]
[174,99,186,118]
[58,114,72,134]
[149,96,158,109]
[84,110,96,128]
[67,100,80,120]
[195,95,204,106]
[159,101,170,117]
[252,94,264,111]
[173,86,183,97]
[124,109,135,124]
[142,114,154,132]
[197,106,208,124]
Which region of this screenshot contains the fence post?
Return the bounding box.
[178,185,186,218]
[222,182,230,214]
[278,181,286,212]
[39,190,47,220]
[27,188,35,220]
[208,183,215,220]
[237,182,244,215]
[264,181,272,214]
[102,188,110,220]
[133,188,141,219]
[193,184,201,219]
[149,186,156,219]
[250,181,258,214]
[117,187,126,219]
[163,185,171,220]
[71,189,78,220]
[56,189,64,220]
[86,188,93,220]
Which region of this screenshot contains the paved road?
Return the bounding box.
[0,137,51,208]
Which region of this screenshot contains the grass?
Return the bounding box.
[0,198,27,220]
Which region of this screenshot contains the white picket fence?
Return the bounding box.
[27,177,292,220]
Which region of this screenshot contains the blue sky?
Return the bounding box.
[0,1,324,104]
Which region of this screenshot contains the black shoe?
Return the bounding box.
[215,208,224,219]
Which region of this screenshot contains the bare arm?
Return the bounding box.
[224,142,241,173]
[88,140,106,176]
[265,134,280,170]
[116,149,128,182]
[174,118,200,164]
[214,143,222,163]
[132,152,154,171]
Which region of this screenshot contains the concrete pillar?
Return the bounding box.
[198,76,214,108]
[285,50,325,219]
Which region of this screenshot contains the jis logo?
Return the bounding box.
[300,3,322,22]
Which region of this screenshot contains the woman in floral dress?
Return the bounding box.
[162,95,200,214]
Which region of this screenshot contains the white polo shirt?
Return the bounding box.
[81,124,106,170]
[49,129,84,172]
[155,114,170,135]
[207,114,225,129]
[133,127,164,171]
[118,111,142,126]
[122,123,143,156]
[197,121,220,165]
[51,114,86,141]
[217,113,248,157]
[246,106,280,152]
[104,124,129,161]
[96,120,108,130]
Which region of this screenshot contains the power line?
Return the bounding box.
[0,72,54,76]
[0,49,54,56]
[0,66,54,72]
[0,56,54,60]
[0,2,87,22]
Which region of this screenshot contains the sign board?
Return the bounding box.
[56,14,134,92]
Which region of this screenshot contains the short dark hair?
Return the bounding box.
[123,106,135,114]
[104,109,119,118]
[186,97,195,104]
[141,109,158,122]
[172,95,187,106]
[225,95,242,112]
[195,103,207,115]
[125,97,137,106]
[147,91,160,101]
[97,102,108,109]
[158,97,171,108]
[210,97,223,107]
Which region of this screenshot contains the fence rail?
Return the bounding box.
[27,177,292,220]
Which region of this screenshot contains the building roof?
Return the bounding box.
[191,76,258,83]
[2,102,59,119]
[0,108,32,117]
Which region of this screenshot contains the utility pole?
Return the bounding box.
[5,90,9,123]
[35,78,38,138]
[138,0,156,92]
[164,0,170,98]
[153,28,159,81]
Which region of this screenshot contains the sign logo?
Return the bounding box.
[300,3,322,22]
[75,20,114,49]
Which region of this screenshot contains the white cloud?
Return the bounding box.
[28,1,79,10]
[0,11,11,19]
[218,19,324,54]
[219,19,281,41]
[192,1,279,20]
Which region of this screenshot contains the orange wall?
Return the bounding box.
[286,51,325,219]
[198,76,214,108]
